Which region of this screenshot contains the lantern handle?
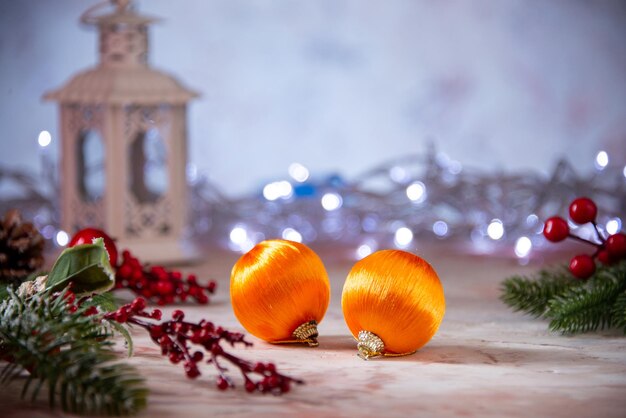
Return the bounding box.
[80,0,132,25]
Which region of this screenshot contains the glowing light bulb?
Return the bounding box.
[449,160,462,175]
[263,183,279,201]
[514,236,532,258]
[38,130,52,147]
[321,193,343,211]
[41,225,55,239]
[288,163,309,182]
[433,220,448,237]
[282,228,302,242]
[55,230,69,246]
[278,181,293,198]
[595,151,609,170]
[606,218,621,235]
[406,182,426,203]
[526,214,539,227]
[487,219,504,240]
[389,166,409,183]
[263,181,293,201]
[356,244,372,259]
[229,226,248,244]
[394,227,413,247]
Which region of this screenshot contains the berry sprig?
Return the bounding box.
[104,298,303,394]
[543,197,626,279]
[115,250,216,306]
[69,228,216,305]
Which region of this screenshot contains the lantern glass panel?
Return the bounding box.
[129,128,168,203]
[77,129,105,202]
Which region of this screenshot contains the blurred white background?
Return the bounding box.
[1,0,625,196]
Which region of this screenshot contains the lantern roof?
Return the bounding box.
[44,67,198,105]
[44,0,198,105]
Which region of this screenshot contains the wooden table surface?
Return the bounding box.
[2,247,626,418]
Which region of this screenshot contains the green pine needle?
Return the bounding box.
[501,260,626,334]
[500,266,580,318]
[610,291,626,333]
[0,288,147,415]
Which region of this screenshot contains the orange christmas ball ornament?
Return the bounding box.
[342,249,445,359]
[230,239,330,346]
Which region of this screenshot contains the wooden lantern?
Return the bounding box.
[44,0,199,262]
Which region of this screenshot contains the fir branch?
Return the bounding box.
[610,291,626,333]
[501,261,626,335]
[500,266,579,317]
[0,288,147,415]
[547,267,626,333]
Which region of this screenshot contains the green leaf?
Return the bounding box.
[45,238,115,297]
[83,293,118,312]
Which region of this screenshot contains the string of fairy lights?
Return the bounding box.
[188,145,625,262]
[1,131,625,262]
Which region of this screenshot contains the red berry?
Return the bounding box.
[156,281,174,296]
[64,291,76,304]
[131,297,147,312]
[149,325,164,338]
[192,351,204,362]
[597,250,616,265]
[245,381,257,393]
[543,217,569,242]
[267,375,279,388]
[132,269,143,281]
[569,254,595,279]
[569,197,597,224]
[83,306,98,316]
[118,265,132,278]
[172,309,185,321]
[69,228,118,267]
[207,281,217,293]
[196,293,209,305]
[216,377,229,390]
[606,233,626,258]
[114,309,128,323]
[158,335,172,348]
[184,361,200,379]
[253,362,265,373]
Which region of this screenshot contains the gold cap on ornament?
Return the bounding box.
[357,330,385,360]
[272,320,320,347]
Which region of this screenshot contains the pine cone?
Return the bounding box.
[0,209,45,286]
